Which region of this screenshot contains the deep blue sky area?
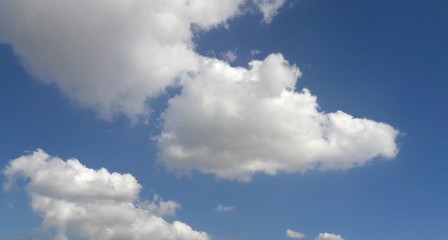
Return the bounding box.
[1,0,448,239]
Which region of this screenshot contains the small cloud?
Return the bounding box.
[214,204,235,212]
[207,49,217,58]
[223,50,238,63]
[139,194,181,217]
[304,63,312,68]
[250,49,261,56]
[252,0,287,23]
[315,232,344,240]
[286,229,305,239]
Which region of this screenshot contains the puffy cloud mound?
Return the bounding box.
[0,0,244,119]
[286,229,305,239]
[158,54,399,181]
[315,232,344,240]
[3,149,209,240]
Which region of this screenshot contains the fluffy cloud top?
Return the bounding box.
[158,54,399,181]
[286,229,305,239]
[3,149,209,240]
[315,232,345,240]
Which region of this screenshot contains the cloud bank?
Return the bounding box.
[3,149,209,240]
[158,54,399,181]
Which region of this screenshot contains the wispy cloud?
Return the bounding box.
[250,49,261,56]
[215,204,235,212]
[252,0,287,23]
[223,50,238,63]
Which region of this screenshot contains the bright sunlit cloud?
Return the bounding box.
[3,149,209,240]
[0,0,399,181]
[0,0,245,119]
[0,0,413,239]
[158,54,399,181]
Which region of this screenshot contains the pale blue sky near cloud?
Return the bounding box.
[1,0,448,239]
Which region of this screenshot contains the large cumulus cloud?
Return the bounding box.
[158,54,399,181]
[0,0,399,181]
[0,0,288,119]
[3,149,209,240]
[0,0,245,119]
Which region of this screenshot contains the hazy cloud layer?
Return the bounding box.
[315,233,345,240]
[286,229,305,239]
[158,54,399,181]
[3,149,209,240]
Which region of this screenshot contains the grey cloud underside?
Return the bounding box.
[3,149,209,240]
[0,0,398,181]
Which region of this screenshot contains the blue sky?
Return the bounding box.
[1,0,447,239]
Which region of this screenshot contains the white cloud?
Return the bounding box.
[215,204,235,212]
[3,149,209,240]
[0,0,289,120]
[252,0,287,23]
[286,229,305,239]
[139,194,181,217]
[0,0,245,119]
[223,50,238,63]
[315,232,344,240]
[158,54,399,181]
[0,0,399,181]
[250,49,261,56]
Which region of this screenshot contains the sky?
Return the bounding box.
[0,0,447,239]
